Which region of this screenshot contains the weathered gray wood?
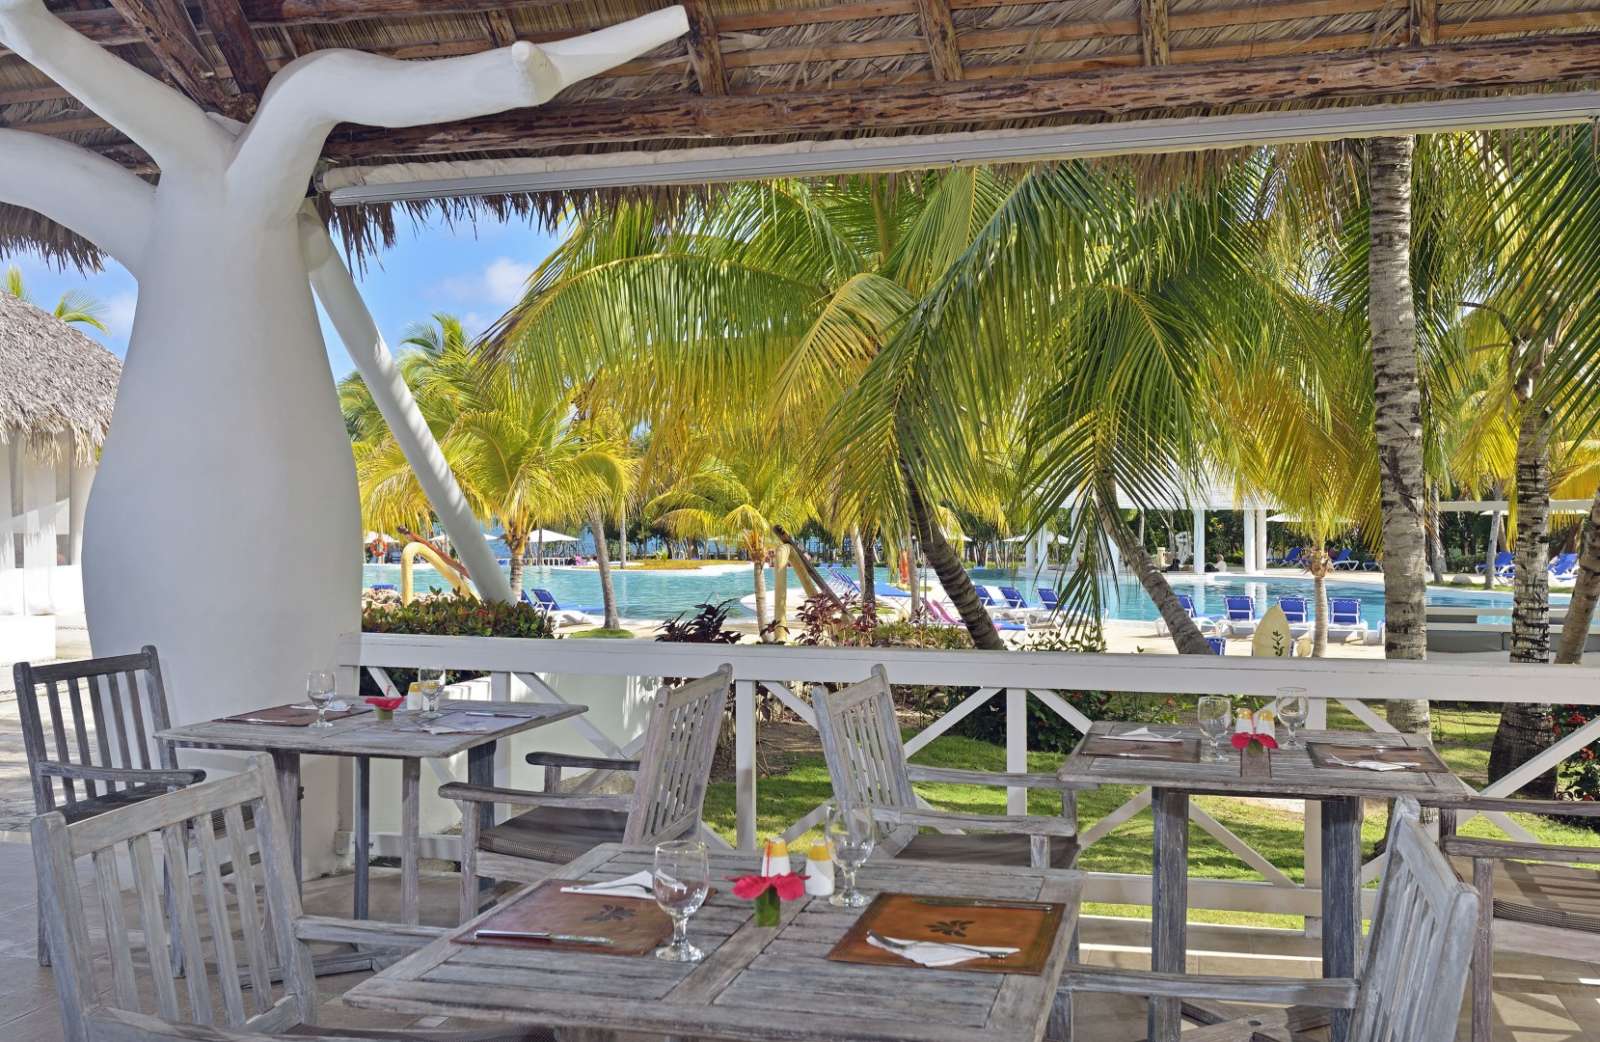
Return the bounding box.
[345,843,1084,1042]
[1471,857,1494,1042]
[91,847,141,1012]
[815,665,1078,870]
[31,813,97,1042]
[194,811,247,1027]
[353,755,370,920]
[222,802,274,1014]
[1443,834,1600,864]
[400,757,420,926]
[1149,787,1188,1042]
[160,822,213,1022]
[1067,967,1358,1007]
[524,751,641,772]
[1322,796,1360,1042]
[128,831,182,1021]
[445,667,731,922]
[294,915,446,948]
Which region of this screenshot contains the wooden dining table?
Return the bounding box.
[1056,720,1470,1042]
[343,843,1084,1042]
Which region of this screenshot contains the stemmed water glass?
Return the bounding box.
[1275,687,1309,749]
[416,667,445,719]
[825,804,876,908]
[652,840,710,962]
[1197,695,1233,763]
[305,671,337,729]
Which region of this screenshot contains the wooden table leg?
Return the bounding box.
[400,757,420,925]
[467,741,495,903]
[353,755,370,920]
[271,751,302,887]
[1321,795,1361,1042]
[1149,787,1189,1042]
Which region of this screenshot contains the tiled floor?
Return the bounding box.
[0,827,1594,1041]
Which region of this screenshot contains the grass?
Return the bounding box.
[616,559,727,571]
[565,627,635,639]
[702,704,1600,930]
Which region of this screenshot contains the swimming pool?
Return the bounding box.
[364,561,1532,627]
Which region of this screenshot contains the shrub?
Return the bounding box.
[657,601,743,644]
[358,592,553,696]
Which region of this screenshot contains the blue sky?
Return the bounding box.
[0,212,563,378]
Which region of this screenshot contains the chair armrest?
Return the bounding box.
[295,915,445,950]
[872,806,1076,837]
[905,765,1093,790]
[1424,795,1600,819]
[1063,967,1359,1009]
[524,751,641,772]
[1440,834,1600,865]
[438,782,630,812]
[92,1006,378,1042]
[39,763,206,787]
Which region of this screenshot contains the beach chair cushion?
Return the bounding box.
[1223,596,1254,620]
[1449,856,1600,935]
[900,832,1079,869]
[480,804,632,864]
[1330,598,1362,625]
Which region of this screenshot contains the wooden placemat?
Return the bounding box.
[1080,733,1200,764]
[220,703,370,726]
[827,893,1063,975]
[1306,742,1451,773]
[458,878,671,956]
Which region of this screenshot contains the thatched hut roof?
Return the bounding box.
[0,292,119,462]
[4,0,1600,266]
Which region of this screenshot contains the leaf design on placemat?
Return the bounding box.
[583,904,636,923]
[926,919,975,938]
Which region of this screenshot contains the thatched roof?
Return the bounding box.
[5,0,1600,266]
[0,292,119,462]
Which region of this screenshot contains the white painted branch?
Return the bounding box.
[230,7,690,216]
[0,130,155,274]
[0,0,226,171]
[299,210,514,604]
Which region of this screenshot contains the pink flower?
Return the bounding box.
[1231,732,1279,751]
[730,873,807,901]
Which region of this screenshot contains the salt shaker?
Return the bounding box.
[804,840,834,897]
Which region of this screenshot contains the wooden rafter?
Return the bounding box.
[682,0,727,95]
[102,0,239,114]
[1139,0,1170,64]
[1411,0,1439,45]
[318,31,1600,160]
[913,0,964,80]
[195,0,273,98]
[481,9,517,47]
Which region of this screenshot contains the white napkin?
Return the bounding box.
[560,870,655,900]
[1328,756,1411,773]
[867,934,1019,967]
[1101,727,1182,743]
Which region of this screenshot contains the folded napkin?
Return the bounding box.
[1102,727,1182,743]
[1328,756,1411,772]
[867,933,1019,967]
[291,700,351,713]
[560,870,655,900]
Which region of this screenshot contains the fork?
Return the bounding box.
[867,931,1011,959]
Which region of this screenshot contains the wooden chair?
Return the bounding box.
[1062,798,1478,1042]
[1428,795,1600,1042]
[813,665,1082,869]
[440,664,732,923]
[14,645,204,965]
[33,752,550,1042]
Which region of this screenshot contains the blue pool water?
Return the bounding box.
[364,560,1533,628]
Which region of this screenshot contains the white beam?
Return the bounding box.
[323,90,1600,205]
[1192,508,1206,577]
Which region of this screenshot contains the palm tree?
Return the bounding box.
[3,264,108,331]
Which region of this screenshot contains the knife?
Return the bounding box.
[474,929,615,945]
[917,897,1053,912]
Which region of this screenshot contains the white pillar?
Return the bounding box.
[0,442,14,616]
[1256,509,1269,571]
[1024,533,1038,577]
[1243,508,1258,574]
[1192,508,1207,576]
[68,459,93,566]
[22,450,56,614]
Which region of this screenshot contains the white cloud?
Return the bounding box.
[101,291,138,340]
[433,255,533,309]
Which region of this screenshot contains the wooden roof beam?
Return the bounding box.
[102,0,241,114]
[1139,0,1169,64]
[195,0,274,98]
[1411,0,1439,46]
[683,0,727,95]
[914,0,964,80]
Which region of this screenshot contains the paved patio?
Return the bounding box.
[0,830,1591,1041]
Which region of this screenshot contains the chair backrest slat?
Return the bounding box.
[814,667,919,852]
[89,847,140,1011]
[124,670,151,769]
[44,679,75,805]
[127,830,182,1021]
[193,812,248,1027]
[65,678,97,799]
[624,665,732,846]
[222,801,276,1014]
[1349,798,1478,1042]
[159,822,213,1022]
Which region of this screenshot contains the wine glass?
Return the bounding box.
[1196,695,1233,763]
[305,671,336,729]
[825,805,876,908]
[416,667,445,719]
[1275,687,1309,749]
[652,840,710,962]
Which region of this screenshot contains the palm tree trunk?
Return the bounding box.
[1485,503,1503,590]
[1095,481,1211,654]
[908,536,922,618]
[1367,133,1430,734]
[752,546,769,636]
[772,544,790,642]
[507,533,527,596]
[1312,552,1330,657]
[1556,485,1600,664]
[1427,482,1447,584]
[902,458,1004,650]
[589,506,620,630]
[860,528,878,618]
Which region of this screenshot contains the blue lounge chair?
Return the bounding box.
[370,583,397,592]
[998,585,1032,610]
[530,588,601,625]
[1550,552,1578,582]
[1329,548,1362,571]
[1155,593,1218,636]
[1036,587,1060,612]
[1278,597,1314,638]
[1476,551,1514,577]
[1270,546,1304,568]
[927,598,1024,633]
[1223,595,1258,637]
[1205,636,1227,655]
[1328,597,1371,643]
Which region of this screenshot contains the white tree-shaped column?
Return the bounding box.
[0,1,688,724]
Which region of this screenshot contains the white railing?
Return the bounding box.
[334,631,1600,919]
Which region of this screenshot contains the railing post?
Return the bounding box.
[1303,695,1328,937]
[736,679,757,850]
[1006,688,1027,814]
[491,671,512,798]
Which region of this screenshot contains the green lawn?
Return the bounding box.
[703,705,1599,929]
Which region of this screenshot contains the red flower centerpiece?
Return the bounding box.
[364,695,404,721]
[732,839,808,926]
[1233,707,1277,778]
[1230,732,1279,751]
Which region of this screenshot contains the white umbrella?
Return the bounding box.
[528,529,579,543]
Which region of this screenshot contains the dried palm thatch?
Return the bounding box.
[3,0,1600,267]
[0,292,119,463]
